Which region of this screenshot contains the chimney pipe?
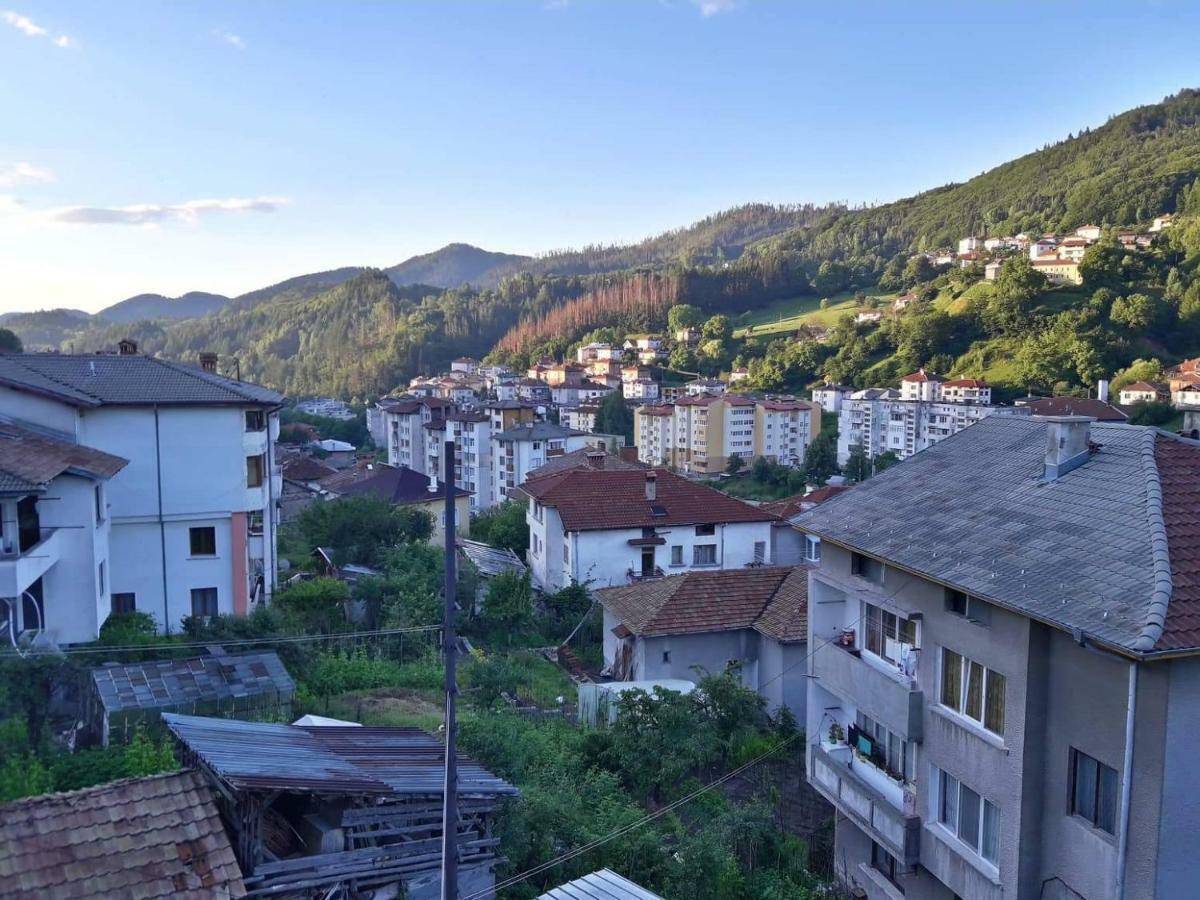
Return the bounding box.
[117,338,138,356]
[1097,378,1110,403]
[199,352,218,373]
[645,471,657,501]
[1038,415,1094,480]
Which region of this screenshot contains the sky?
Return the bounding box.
[1,1,1199,314]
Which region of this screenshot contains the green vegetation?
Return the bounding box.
[470,500,531,557]
[295,495,433,568]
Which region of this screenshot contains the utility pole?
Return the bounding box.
[440,439,459,900]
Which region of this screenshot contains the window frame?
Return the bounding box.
[94,484,105,524]
[803,535,821,563]
[670,545,684,567]
[1069,747,1118,834]
[862,600,919,666]
[693,543,717,566]
[939,647,1006,737]
[110,592,136,615]
[695,523,716,537]
[189,526,218,557]
[246,454,265,488]
[190,587,219,619]
[245,409,266,432]
[934,766,1000,866]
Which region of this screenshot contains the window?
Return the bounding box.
[940,648,1006,736]
[1070,749,1118,834]
[248,511,264,536]
[190,587,218,618]
[563,542,570,563]
[863,601,918,665]
[851,552,883,582]
[111,592,136,615]
[855,712,913,782]
[693,544,717,565]
[935,767,1000,864]
[94,484,105,524]
[246,455,265,488]
[670,545,684,566]
[97,561,105,594]
[245,410,266,431]
[189,526,217,556]
[662,650,671,664]
[804,535,821,563]
[695,524,715,536]
[871,842,903,892]
[754,541,766,563]
[945,588,991,625]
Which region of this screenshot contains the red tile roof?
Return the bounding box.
[901,368,943,383]
[1022,397,1128,421]
[520,468,778,532]
[636,405,674,417]
[0,422,127,492]
[757,398,813,411]
[1122,381,1164,394]
[282,456,338,481]
[942,378,989,388]
[1153,437,1200,651]
[597,566,806,639]
[760,484,850,520]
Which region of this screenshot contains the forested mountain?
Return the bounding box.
[384,244,529,289]
[98,290,228,323]
[5,90,1200,399]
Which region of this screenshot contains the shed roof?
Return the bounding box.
[339,464,469,504]
[90,651,295,715]
[795,417,1200,655]
[163,714,517,797]
[536,869,664,900]
[0,770,245,899]
[458,538,527,578]
[0,353,281,407]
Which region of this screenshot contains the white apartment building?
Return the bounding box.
[0,350,283,635]
[425,412,492,513]
[755,398,818,466]
[623,379,660,401]
[382,396,454,470]
[837,384,1025,464]
[811,384,854,415]
[491,422,590,505]
[957,236,982,254]
[521,468,778,591]
[561,404,600,434]
[0,424,127,646]
[633,406,673,466]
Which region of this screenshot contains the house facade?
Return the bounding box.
[0,350,283,634]
[521,468,778,591]
[491,422,590,506]
[797,415,1200,900]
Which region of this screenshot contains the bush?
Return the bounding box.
[1127,400,1176,426]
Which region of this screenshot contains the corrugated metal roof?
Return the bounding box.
[536,869,664,900]
[163,713,517,797]
[459,538,527,578]
[91,651,295,714]
[0,770,245,899]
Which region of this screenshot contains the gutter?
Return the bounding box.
[153,405,169,632]
[1115,661,1138,900]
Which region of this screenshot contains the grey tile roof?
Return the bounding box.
[494,422,586,442]
[0,353,283,407]
[536,869,663,900]
[90,651,295,714]
[795,417,1188,654]
[0,770,246,898]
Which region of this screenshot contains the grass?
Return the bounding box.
[703,476,795,502]
[324,687,445,731]
[732,290,891,338]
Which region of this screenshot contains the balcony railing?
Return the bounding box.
[810,741,921,866]
[812,640,923,741]
[627,566,665,582]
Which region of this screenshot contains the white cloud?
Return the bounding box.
[50,196,287,226]
[691,0,740,16]
[0,161,55,188]
[214,28,245,49]
[2,9,73,47]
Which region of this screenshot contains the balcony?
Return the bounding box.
[0,528,61,598]
[812,642,923,741]
[810,741,921,866]
[627,566,665,582]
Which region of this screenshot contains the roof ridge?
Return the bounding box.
[1133,429,1173,652]
[7,354,101,402]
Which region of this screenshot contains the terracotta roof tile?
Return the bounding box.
[1021,397,1129,421]
[0,422,127,493]
[1154,437,1200,651]
[520,469,778,531]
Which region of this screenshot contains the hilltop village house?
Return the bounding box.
[0,348,283,640]
[796,415,1200,900]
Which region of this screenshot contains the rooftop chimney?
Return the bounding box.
[586,450,605,469]
[1040,415,1094,480]
[117,338,138,356]
[199,352,218,373]
[645,471,657,501]
[1097,378,1110,403]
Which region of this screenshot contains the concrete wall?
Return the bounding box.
[39,474,109,644]
[758,637,807,722]
[1154,658,1200,898]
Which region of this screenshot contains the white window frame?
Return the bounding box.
[931,765,1000,867]
[861,600,919,667]
[803,535,821,563]
[693,544,717,566]
[939,647,1006,737]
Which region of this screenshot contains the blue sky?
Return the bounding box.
[2,1,1198,313]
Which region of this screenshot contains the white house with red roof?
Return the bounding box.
[519,468,778,591]
[940,378,992,404]
[899,368,944,402]
[1118,381,1166,406]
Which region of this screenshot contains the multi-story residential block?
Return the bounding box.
[1075,224,1102,241]
[381,396,453,470]
[899,369,943,401]
[623,379,659,401]
[796,415,1200,900]
[837,385,1025,464]
[424,411,492,512]
[754,398,820,466]
[686,378,726,396]
[633,405,673,465]
[1032,257,1083,285]
[0,350,283,634]
[450,357,479,375]
[520,468,778,591]
[490,422,590,506]
[515,378,552,405]
[550,379,613,409]
[940,378,991,403]
[811,384,853,415]
[561,403,600,433]
[0,424,127,646]
[576,342,622,364]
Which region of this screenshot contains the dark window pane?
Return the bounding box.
[959,785,981,850]
[1097,762,1118,834]
[942,650,962,711]
[965,660,985,722]
[985,671,1006,734]
[1073,752,1098,823]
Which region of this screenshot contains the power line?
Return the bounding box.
[13,624,443,657]
[463,613,870,899]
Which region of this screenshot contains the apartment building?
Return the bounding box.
[561,403,600,433]
[521,468,777,591]
[837,383,1024,465]
[0,351,283,635]
[490,422,590,506]
[381,396,453,470]
[424,411,492,512]
[812,384,854,415]
[797,415,1200,900]
[634,394,820,473]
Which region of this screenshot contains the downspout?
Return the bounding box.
[265,407,278,601]
[1115,660,1138,900]
[153,405,169,632]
